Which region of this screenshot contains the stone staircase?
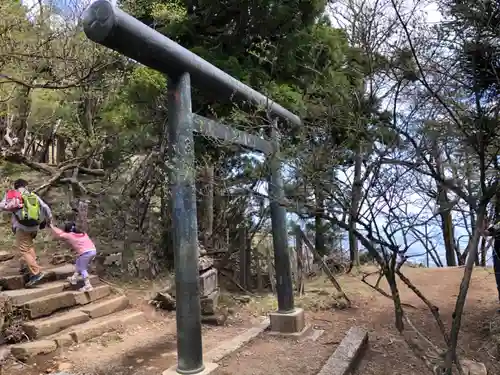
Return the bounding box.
[0,253,144,361]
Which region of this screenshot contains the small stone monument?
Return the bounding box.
[198,245,220,318]
[151,243,223,324]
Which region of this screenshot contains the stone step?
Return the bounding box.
[0,251,14,262]
[11,310,145,361]
[10,340,57,362]
[0,275,100,305]
[78,295,129,319]
[0,264,76,290]
[23,284,112,319]
[21,294,129,339]
[23,310,91,339]
[66,309,143,344]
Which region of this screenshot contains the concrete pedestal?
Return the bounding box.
[269,307,306,335]
[162,362,218,375]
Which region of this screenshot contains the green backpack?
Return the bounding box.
[15,191,41,227]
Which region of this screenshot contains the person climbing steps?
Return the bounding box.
[49,222,97,292]
[0,179,52,288]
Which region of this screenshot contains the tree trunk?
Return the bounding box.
[440,207,457,266]
[56,136,66,163]
[295,226,304,294]
[198,162,214,248]
[348,145,362,268]
[256,249,264,292]
[38,119,61,163]
[11,86,32,153]
[443,206,487,373]
[77,90,98,164]
[433,141,457,266]
[76,200,90,234]
[38,137,51,163]
[78,92,97,138]
[238,226,251,290]
[267,246,276,294]
[479,237,487,267]
[314,184,326,257]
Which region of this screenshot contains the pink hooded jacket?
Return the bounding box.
[50,226,96,255]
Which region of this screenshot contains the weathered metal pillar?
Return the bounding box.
[168,72,204,374]
[267,124,295,313]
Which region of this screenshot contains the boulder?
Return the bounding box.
[201,311,228,326]
[459,359,487,375]
[234,295,251,304]
[434,360,487,375]
[151,291,176,311]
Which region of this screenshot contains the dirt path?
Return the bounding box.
[354,266,499,375]
[213,266,500,375]
[4,266,499,375]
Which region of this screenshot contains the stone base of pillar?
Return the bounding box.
[162,362,218,375]
[268,307,307,336]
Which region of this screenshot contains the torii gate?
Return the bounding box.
[83,2,306,374]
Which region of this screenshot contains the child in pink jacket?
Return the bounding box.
[50,222,97,291]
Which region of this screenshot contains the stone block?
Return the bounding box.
[0,267,73,291]
[198,256,214,272]
[51,264,76,278]
[162,362,218,375]
[72,285,111,305]
[316,326,368,375]
[24,292,77,319]
[0,251,14,262]
[0,274,25,290]
[269,308,306,334]
[2,281,67,305]
[11,339,58,361]
[53,333,74,348]
[69,318,121,343]
[68,310,143,344]
[206,318,270,363]
[119,311,144,324]
[200,289,219,315]
[23,310,90,339]
[199,268,218,297]
[79,296,129,318]
[50,254,73,265]
[103,252,122,266]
